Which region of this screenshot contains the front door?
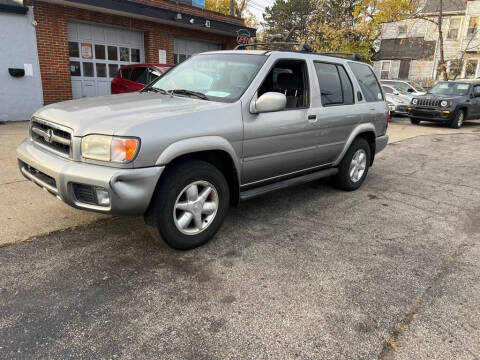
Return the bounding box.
[471,84,480,118]
[242,59,319,185]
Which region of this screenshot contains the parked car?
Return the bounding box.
[408,80,480,128]
[17,46,389,250]
[381,80,427,96]
[382,85,411,115]
[111,64,171,94]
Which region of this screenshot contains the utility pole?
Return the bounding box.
[230,0,234,16]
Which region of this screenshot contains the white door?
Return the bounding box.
[67,22,144,98]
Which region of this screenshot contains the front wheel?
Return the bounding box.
[449,110,464,129]
[333,137,371,191]
[144,160,230,250]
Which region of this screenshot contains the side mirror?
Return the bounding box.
[393,91,399,96]
[251,92,286,113]
[407,88,414,93]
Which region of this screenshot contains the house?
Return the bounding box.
[372,0,480,85]
[0,0,255,121]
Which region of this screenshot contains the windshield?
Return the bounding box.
[411,82,426,92]
[150,53,266,102]
[429,82,471,96]
[393,86,409,95]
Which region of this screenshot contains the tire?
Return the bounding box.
[333,137,371,191]
[449,110,464,129]
[144,160,230,250]
[410,117,421,125]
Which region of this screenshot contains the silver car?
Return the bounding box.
[17,48,389,249]
[382,85,411,115]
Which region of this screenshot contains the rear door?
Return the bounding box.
[348,62,387,133]
[308,60,362,164]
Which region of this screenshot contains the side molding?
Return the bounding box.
[332,123,376,166]
[155,136,241,180]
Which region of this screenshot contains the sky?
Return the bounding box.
[246,0,276,25]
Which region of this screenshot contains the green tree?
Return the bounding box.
[262,0,316,42]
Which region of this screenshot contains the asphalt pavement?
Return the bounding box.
[0,128,479,359]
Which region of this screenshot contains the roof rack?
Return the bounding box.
[317,52,362,61]
[234,42,313,52]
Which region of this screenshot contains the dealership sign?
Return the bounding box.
[236,29,252,45]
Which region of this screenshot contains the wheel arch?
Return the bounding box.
[155,137,241,205]
[333,124,377,167]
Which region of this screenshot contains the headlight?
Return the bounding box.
[412,98,418,105]
[440,100,448,107]
[81,135,140,163]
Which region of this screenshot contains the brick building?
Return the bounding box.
[1,0,255,120]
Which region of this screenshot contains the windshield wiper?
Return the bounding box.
[170,89,208,100]
[141,87,170,95]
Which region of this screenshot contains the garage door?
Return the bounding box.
[67,22,144,98]
[174,38,221,64]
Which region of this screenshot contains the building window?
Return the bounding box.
[447,18,461,40]
[467,17,479,38]
[447,60,461,80]
[465,60,478,78]
[381,61,391,79]
[398,25,407,36]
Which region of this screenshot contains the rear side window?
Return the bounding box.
[382,86,393,94]
[349,62,383,102]
[314,62,354,106]
[129,67,147,84]
[121,68,132,80]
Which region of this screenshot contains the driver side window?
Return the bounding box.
[473,85,480,96]
[258,59,309,109]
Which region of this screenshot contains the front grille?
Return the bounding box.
[417,98,440,107]
[30,118,72,157]
[73,183,97,205]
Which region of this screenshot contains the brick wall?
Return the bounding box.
[32,0,240,104]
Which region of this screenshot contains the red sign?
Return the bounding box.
[236,29,252,45]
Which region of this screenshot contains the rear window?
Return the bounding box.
[349,62,383,102]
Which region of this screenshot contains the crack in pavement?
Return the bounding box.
[378,241,477,360]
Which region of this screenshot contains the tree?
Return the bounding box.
[262,0,316,42]
[307,0,373,60]
[205,0,248,18]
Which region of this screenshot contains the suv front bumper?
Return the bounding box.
[17,138,164,215]
[408,107,454,122]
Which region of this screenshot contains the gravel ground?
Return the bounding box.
[0,132,479,359]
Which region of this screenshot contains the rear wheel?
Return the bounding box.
[144,160,230,250]
[334,137,371,191]
[410,117,421,125]
[449,110,464,129]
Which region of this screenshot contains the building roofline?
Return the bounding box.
[36,0,256,37]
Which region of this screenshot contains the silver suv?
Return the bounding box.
[17,46,389,249]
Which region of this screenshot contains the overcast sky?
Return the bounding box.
[246,0,275,25]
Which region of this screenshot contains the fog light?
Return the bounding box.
[442,110,450,114]
[95,187,110,206]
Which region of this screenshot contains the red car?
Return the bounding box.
[111,64,171,94]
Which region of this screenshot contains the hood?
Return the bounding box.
[33,92,231,136]
[415,94,464,100]
[385,93,410,105]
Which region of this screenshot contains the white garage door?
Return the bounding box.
[67,22,144,98]
[174,38,221,64]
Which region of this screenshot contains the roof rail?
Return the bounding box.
[317,52,362,61]
[234,42,313,52]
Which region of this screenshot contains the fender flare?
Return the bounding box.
[155,136,242,181]
[332,123,377,166]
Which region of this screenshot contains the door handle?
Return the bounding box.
[308,115,317,123]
